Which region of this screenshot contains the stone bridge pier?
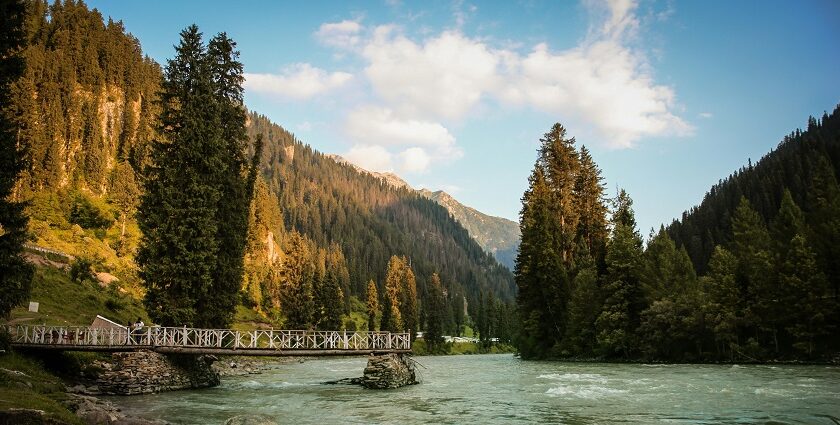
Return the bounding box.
[359,353,418,389]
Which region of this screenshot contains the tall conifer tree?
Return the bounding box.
[0,0,34,318]
[596,189,644,358]
[366,279,379,331]
[138,25,243,327]
[574,145,608,262]
[203,32,259,327]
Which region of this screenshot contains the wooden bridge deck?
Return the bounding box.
[3,325,411,356]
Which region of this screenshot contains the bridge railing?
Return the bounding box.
[2,324,411,351]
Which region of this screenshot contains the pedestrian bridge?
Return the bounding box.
[3,324,411,356]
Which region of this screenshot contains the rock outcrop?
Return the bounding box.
[359,353,417,389]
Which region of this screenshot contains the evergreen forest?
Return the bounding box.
[516,112,840,362]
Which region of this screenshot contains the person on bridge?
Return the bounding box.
[132,318,145,343]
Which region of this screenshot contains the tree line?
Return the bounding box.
[516,116,840,361]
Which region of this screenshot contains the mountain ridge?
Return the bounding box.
[325,155,521,270]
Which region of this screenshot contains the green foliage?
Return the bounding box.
[138,25,256,328]
[366,279,379,331]
[561,263,600,356]
[247,111,516,324]
[69,192,114,230]
[0,0,34,318]
[515,123,610,359]
[0,353,84,425]
[517,108,840,362]
[424,273,446,349]
[596,218,644,358]
[701,246,739,360]
[69,256,95,283]
[9,265,147,327]
[279,232,315,329]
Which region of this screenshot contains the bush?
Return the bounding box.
[69,193,114,230]
[70,257,96,283]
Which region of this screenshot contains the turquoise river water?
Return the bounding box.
[109,354,839,424]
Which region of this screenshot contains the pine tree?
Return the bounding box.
[203,32,257,328]
[137,25,224,327]
[771,189,806,252]
[0,0,34,318]
[540,123,580,265]
[778,234,831,357]
[730,197,774,353]
[280,232,315,329]
[515,166,565,358]
[424,273,446,351]
[575,145,608,262]
[314,252,344,330]
[596,190,644,358]
[109,160,140,246]
[381,256,404,332]
[701,246,739,360]
[640,227,697,303]
[366,279,379,331]
[399,256,419,340]
[562,252,601,356]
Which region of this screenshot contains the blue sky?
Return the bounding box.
[87,0,840,236]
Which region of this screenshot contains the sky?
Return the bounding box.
[87,0,840,236]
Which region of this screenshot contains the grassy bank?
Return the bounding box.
[8,265,148,327]
[0,351,83,425]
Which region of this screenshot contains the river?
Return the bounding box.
[109,354,839,424]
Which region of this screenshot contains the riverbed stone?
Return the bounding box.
[223,414,278,425]
[360,353,417,389]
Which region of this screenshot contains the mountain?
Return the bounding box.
[418,189,520,270]
[325,154,412,190]
[326,155,521,270]
[247,115,516,306]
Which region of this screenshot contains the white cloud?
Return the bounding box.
[362,28,500,120]
[502,39,692,148]
[345,106,458,150]
[315,20,363,49]
[244,64,352,100]
[399,147,432,173]
[308,0,691,176]
[344,144,393,172]
[330,0,691,149]
[699,112,713,119]
[297,121,313,132]
[343,106,462,173]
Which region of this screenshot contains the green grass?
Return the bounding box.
[9,265,148,327]
[0,352,84,424]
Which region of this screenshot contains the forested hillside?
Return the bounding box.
[246,113,516,320]
[667,107,840,280]
[6,1,515,338]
